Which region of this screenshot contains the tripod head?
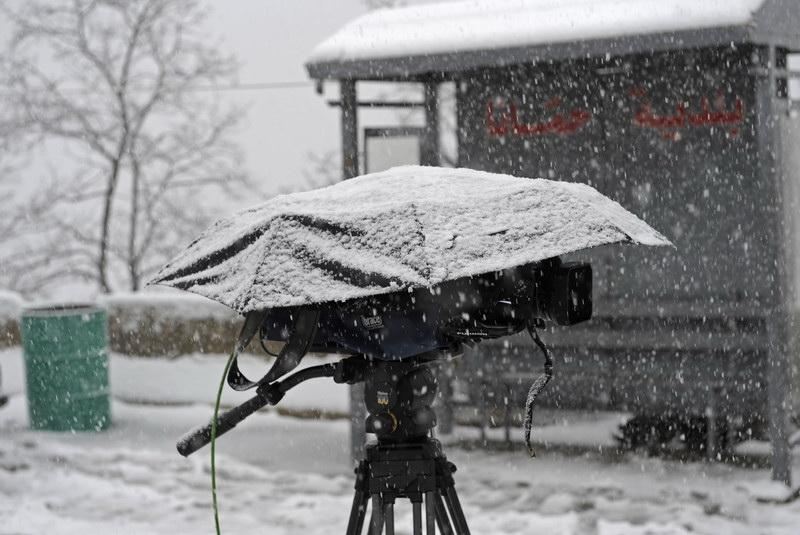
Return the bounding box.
[177,352,447,456]
[177,320,553,459]
[364,357,440,442]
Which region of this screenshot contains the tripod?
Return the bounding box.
[176,353,473,534]
[346,438,470,535]
[344,357,471,534]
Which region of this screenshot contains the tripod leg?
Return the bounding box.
[369,494,384,535]
[383,500,395,535]
[347,460,370,535]
[346,488,370,535]
[442,487,470,535]
[412,501,423,535]
[433,492,455,535]
[424,492,436,534]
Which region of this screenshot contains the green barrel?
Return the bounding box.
[21,304,111,431]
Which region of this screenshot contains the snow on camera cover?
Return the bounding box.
[150,166,672,313]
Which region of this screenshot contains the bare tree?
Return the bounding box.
[300,150,342,191]
[0,0,249,294]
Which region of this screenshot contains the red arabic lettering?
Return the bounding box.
[486,98,592,137]
[632,90,744,139]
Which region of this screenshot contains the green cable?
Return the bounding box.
[211,350,237,535]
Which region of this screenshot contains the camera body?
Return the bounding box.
[261,257,592,361]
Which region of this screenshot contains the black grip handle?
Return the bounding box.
[175,362,341,457]
[176,394,268,457]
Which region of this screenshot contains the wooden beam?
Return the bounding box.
[327,99,425,108]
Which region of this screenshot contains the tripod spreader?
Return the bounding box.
[177,356,369,457]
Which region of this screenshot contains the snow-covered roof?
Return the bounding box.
[307,0,800,79]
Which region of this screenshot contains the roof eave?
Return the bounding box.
[306,26,769,81]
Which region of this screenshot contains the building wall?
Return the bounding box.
[455,46,779,425]
[457,46,771,306]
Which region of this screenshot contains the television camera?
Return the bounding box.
[178,256,591,534]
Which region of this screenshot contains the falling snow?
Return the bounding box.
[2,348,800,535]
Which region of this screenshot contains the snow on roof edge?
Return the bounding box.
[307,0,766,67]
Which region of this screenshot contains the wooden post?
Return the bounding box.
[706,385,720,461]
[756,46,792,486]
[421,80,439,166]
[479,381,488,444]
[422,79,457,438]
[437,364,454,435]
[341,79,366,464]
[341,79,359,179]
[504,382,512,448]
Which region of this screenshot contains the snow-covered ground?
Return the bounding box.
[2,347,800,534]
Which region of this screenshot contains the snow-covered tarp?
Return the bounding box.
[307,0,765,64]
[151,166,671,313]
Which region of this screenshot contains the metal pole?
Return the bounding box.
[756,46,792,486]
[384,501,395,535]
[370,494,384,535]
[412,501,423,535]
[341,79,367,465]
[424,492,436,534]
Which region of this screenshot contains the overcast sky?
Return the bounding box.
[0,1,434,298]
[205,0,368,197]
[0,1,432,200]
